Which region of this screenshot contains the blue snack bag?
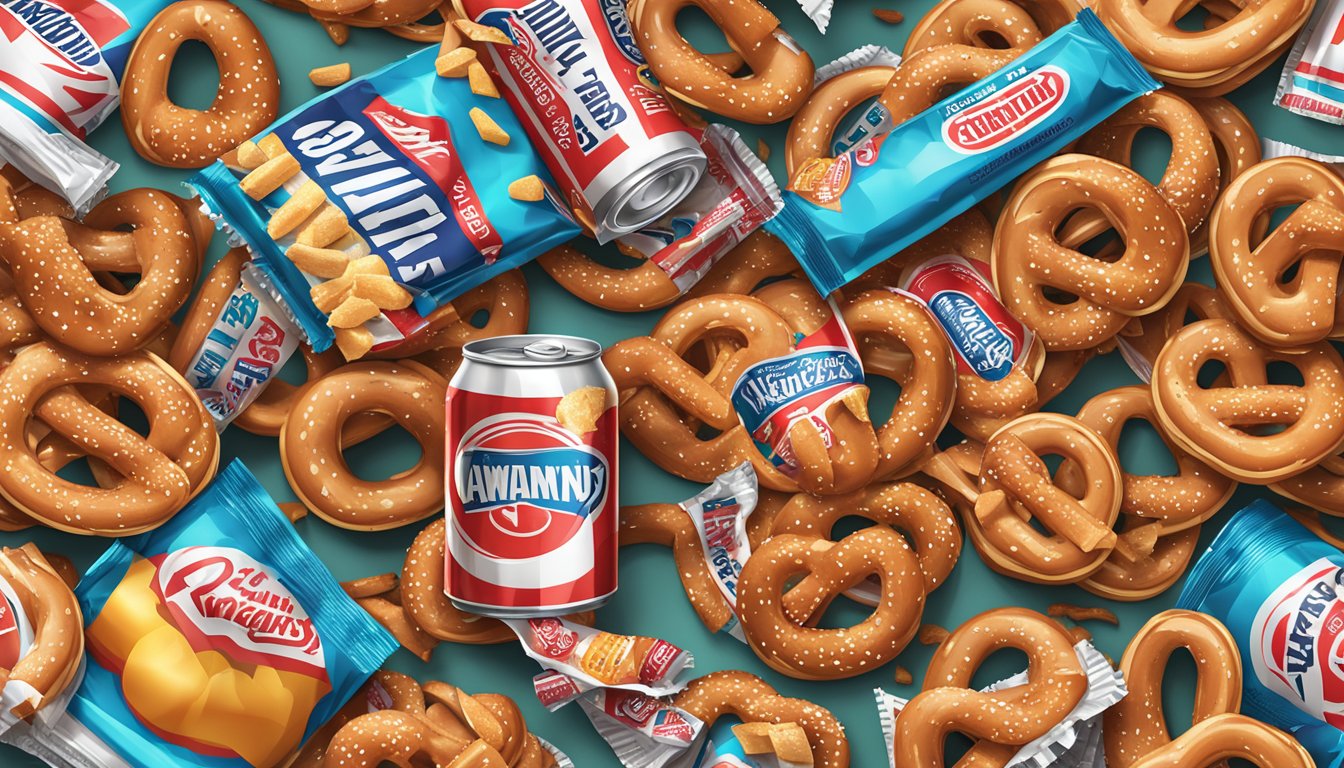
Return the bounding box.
[28,460,397,768]
[765,9,1160,297]
[1178,499,1344,768]
[191,46,579,357]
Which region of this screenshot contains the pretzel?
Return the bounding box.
[1097,0,1312,95]
[628,0,814,124]
[1074,92,1220,241]
[992,154,1191,350]
[879,45,1019,126]
[384,4,456,41]
[840,290,957,479]
[736,527,925,680]
[1125,714,1313,768]
[1188,97,1260,257]
[0,343,218,535]
[121,0,279,167]
[683,231,800,299]
[0,190,199,356]
[1209,156,1344,347]
[672,670,849,768]
[1273,453,1344,517]
[0,544,84,718]
[293,670,427,768]
[539,243,683,313]
[785,66,897,179]
[1116,283,1229,378]
[280,361,446,530]
[894,607,1087,766]
[902,0,1044,56]
[1152,318,1344,483]
[309,0,439,28]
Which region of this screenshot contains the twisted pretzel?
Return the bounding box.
[785,66,897,179]
[121,0,280,167]
[294,670,427,767]
[878,45,1019,126]
[903,0,1044,56]
[992,154,1191,350]
[683,231,800,299]
[1097,0,1313,95]
[0,343,218,535]
[629,0,814,124]
[619,502,738,634]
[1152,318,1344,483]
[0,190,199,356]
[539,244,684,314]
[1188,97,1261,257]
[1117,283,1229,379]
[1272,452,1344,517]
[737,527,925,680]
[894,607,1087,767]
[672,670,849,768]
[1209,156,1344,347]
[281,361,447,530]
[0,544,84,718]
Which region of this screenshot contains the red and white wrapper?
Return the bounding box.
[503,617,693,702]
[1275,0,1344,124]
[552,682,701,768]
[679,464,757,644]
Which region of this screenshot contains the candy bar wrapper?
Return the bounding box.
[569,685,702,768]
[1262,138,1344,175]
[814,46,904,158]
[191,46,579,356]
[1275,0,1344,124]
[766,9,1161,297]
[682,463,758,643]
[183,264,301,430]
[505,617,693,701]
[20,460,398,768]
[0,0,177,210]
[615,125,782,297]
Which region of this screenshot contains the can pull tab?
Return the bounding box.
[523,340,569,361]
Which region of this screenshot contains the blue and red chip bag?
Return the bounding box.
[17,460,397,768]
[1178,499,1344,768]
[191,46,579,356]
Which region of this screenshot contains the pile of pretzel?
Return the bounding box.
[0,545,83,721]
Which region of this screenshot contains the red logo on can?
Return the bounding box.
[943,66,1069,154]
[528,618,579,659]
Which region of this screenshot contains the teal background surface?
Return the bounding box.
[2,0,1342,765]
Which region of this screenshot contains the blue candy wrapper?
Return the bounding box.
[766,9,1159,297]
[19,460,397,768]
[1178,499,1344,768]
[191,46,579,355]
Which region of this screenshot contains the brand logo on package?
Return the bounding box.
[901,254,1030,381]
[151,546,328,681]
[455,412,609,562]
[1252,557,1344,726]
[598,0,644,65]
[943,66,1069,154]
[0,0,122,67]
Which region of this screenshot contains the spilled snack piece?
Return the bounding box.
[309,62,352,87]
[470,107,511,145]
[467,61,500,98]
[235,140,268,170]
[757,138,771,162]
[555,386,608,435]
[1048,603,1121,625]
[267,180,326,238]
[454,17,513,44]
[436,46,477,78]
[328,296,381,329]
[893,666,913,686]
[918,624,949,645]
[872,8,904,22]
[508,175,546,202]
[334,328,376,361]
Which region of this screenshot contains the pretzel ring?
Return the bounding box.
[684,231,800,299]
[121,0,279,167]
[1209,156,1344,347]
[628,0,814,124]
[281,362,446,530]
[903,0,1044,56]
[1118,283,1229,378]
[539,244,683,313]
[785,66,896,179]
[619,503,738,633]
[1075,92,1220,240]
[1152,318,1344,484]
[840,290,957,479]
[0,343,218,535]
[1126,714,1313,768]
[737,527,925,680]
[293,671,427,768]
[1188,97,1261,257]
[0,191,199,356]
[993,154,1190,350]
[672,671,849,768]
[1097,0,1313,95]
[895,607,1087,766]
[767,481,962,596]
[879,45,1019,126]
[0,545,83,718]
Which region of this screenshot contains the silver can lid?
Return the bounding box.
[462,334,603,366]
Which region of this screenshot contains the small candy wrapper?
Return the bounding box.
[814,46,903,158]
[504,617,693,701]
[190,46,579,357]
[1262,137,1344,175]
[766,9,1160,297]
[794,0,833,32]
[19,460,398,768]
[1275,0,1344,124]
[730,304,867,476]
[183,264,301,430]
[615,125,782,296]
[569,685,702,768]
[682,463,758,642]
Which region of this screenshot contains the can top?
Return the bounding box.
[462,334,603,366]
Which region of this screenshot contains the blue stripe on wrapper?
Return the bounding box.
[765,9,1160,297]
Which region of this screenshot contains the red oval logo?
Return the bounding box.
[943,67,1069,154]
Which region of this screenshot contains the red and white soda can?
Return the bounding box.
[446,334,618,616]
[455,0,706,242]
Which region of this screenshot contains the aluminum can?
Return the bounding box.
[456,0,706,242]
[446,334,618,616]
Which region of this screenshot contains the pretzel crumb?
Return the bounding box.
[918,624,949,645]
[893,665,913,685]
[508,175,545,202]
[469,108,510,145]
[872,8,904,23]
[318,19,348,46]
[278,502,309,523]
[309,63,351,87]
[756,138,770,162]
[1048,603,1119,625]
[454,18,512,45]
[436,46,477,78]
[468,61,500,98]
[1066,625,1093,644]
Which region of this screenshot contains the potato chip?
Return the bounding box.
[268,180,326,238]
[236,140,267,170]
[352,273,413,310]
[311,276,352,313]
[240,153,300,200]
[328,296,381,328]
[296,204,350,247]
[258,133,285,158]
[555,386,606,434]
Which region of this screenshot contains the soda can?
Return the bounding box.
[457,0,707,243]
[446,334,618,616]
